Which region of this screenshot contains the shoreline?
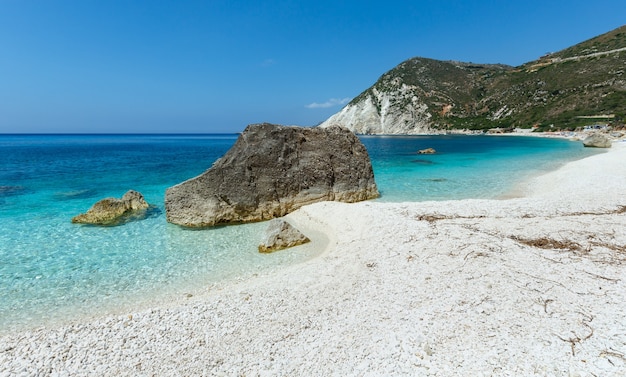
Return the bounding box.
[2,143,626,375]
[0,133,592,333]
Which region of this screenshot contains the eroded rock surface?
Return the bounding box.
[582,133,612,148]
[72,190,150,225]
[165,123,379,227]
[258,218,310,253]
[417,148,436,154]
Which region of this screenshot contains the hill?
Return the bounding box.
[320,25,626,134]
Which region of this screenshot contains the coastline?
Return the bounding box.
[2,143,626,375]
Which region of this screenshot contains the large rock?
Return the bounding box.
[165,123,379,227]
[258,219,310,253]
[72,190,150,225]
[582,133,612,148]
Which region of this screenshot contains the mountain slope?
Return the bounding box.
[321,25,626,134]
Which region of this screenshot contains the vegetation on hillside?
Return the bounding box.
[349,25,626,131]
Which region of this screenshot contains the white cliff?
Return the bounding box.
[319,85,435,135]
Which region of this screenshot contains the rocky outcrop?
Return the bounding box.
[165,123,379,227]
[258,219,310,253]
[319,87,435,135]
[417,148,436,154]
[72,190,150,225]
[582,133,612,148]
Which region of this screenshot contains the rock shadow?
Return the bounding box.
[411,159,436,165]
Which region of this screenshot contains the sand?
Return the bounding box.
[1,142,626,376]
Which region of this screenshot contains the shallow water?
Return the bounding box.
[361,135,598,201]
[0,133,599,332]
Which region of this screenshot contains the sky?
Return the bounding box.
[0,1,624,133]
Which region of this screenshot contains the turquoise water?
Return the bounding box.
[361,135,599,201]
[0,134,598,332]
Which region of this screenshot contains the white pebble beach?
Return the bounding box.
[2,141,626,376]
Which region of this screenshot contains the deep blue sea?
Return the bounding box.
[0,134,599,332]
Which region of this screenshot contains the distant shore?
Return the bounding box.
[358,128,626,141]
[1,142,625,375]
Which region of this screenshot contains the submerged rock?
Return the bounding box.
[165,123,379,227]
[258,218,310,253]
[54,188,100,201]
[0,186,27,197]
[582,133,612,148]
[72,190,150,225]
[411,159,435,164]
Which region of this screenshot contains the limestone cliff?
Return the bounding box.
[321,84,434,135]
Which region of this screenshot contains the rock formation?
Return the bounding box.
[72,190,150,225]
[165,123,379,227]
[582,133,612,148]
[320,88,435,135]
[417,148,436,154]
[258,218,310,253]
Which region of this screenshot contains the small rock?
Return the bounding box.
[417,148,436,154]
[258,218,310,253]
[72,190,150,225]
[423,343,433,356]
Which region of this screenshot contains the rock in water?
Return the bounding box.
[258,219,310,253]
[417,148,436,154]
[582,133,612,148]
[165,123,379,227]
[72,190,150,225]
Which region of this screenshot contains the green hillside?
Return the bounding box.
[351,25,626,131]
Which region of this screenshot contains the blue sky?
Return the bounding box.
[0,1,624,133]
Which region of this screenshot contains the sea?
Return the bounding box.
[0,133,600,333]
